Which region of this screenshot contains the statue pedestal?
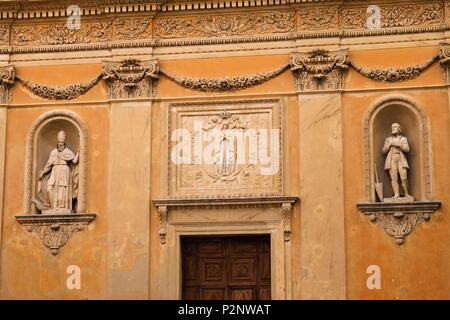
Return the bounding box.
[357,201,441,245]
[383,195,414,203]
[16,213,96,255]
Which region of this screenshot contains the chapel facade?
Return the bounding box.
[0,0,449,300]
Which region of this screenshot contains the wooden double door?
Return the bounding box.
[181,235,271,300]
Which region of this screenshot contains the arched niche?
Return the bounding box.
[364,95,433,202]
[24,110,88,214]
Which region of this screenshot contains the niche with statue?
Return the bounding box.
[15,110,96,256]
[357,96,441,246]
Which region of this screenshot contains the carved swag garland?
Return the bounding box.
[1,45,450,101]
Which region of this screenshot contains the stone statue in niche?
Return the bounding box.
[33,130,79,214]
[382,123,414,203]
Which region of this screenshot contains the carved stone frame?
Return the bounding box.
[363,94,433,202]
[24,110,89,214]
[153,196,298,299]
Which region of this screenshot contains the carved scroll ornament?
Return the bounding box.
[160,64,290,92]
[0,65,15,104]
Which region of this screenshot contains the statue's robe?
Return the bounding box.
[37,147,77,213]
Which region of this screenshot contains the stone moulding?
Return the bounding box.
[357,201,441,246]
[349,55,439,83]
[153,196,298,245]
[16,213,96,255]
[160,64,290,92]
[16,74,103,100]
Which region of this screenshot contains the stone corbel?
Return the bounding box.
[16,213,96,255]
[0,65,15,104]
[102,58,159,99]
[439,44,450,83]
[290,49,349,91]
[357,201,441,246]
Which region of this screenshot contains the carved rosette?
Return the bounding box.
[357,201,441,246]
[103,59,159,99]
[16,213,96,255]
[290,49,349,91]
[0,65,15,104]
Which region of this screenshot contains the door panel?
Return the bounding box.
[181,236,271,300]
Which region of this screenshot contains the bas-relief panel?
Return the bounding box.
[168,99,282,198]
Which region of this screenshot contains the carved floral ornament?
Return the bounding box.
[2,46,450,101]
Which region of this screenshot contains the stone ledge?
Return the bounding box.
[357,201,442,246]
[16,213,97,255]
[153,195,298,209]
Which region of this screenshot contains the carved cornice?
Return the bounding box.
[350,55,439,83]
[103,59,159,98]
[357,201,441,246]
[153,196,298,245]
[160,64,289,92]
[0,1,448,53]
[16,213,96,255]
[16,74,103,100]
[0,65,15,104]
[290,49,349,91]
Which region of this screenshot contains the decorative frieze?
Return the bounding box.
[357,201,441,245]
[0,65,15,104]
[155,11,295,39]
[10,15,153,47]
[290,49,349,91]
[339,2,444,29]
[102,58,159,99]
[16,213,96,255]
[0,24,9,45]
[297,7,338,31]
